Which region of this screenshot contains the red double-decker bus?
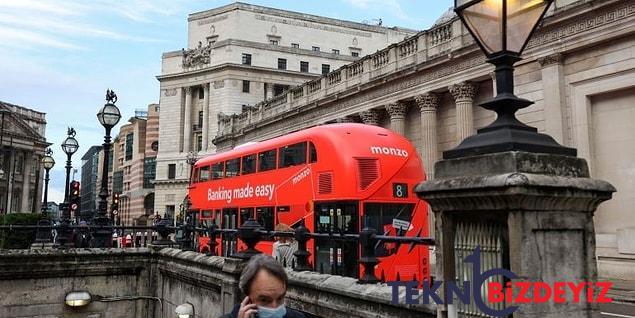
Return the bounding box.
[188,123,429,281]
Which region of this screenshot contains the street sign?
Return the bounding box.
[112,210,118,215]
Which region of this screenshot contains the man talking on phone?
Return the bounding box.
[222,254,306,318]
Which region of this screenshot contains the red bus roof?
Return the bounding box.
[195,123,419,168]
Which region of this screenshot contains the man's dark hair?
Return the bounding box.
[239,254,288,295]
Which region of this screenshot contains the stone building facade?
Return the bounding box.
[111,105,159,226]
[212,0,635,279]
[155,2,417,218]
[0,101,49,214]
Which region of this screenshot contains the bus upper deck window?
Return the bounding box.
[279,142,307,168]
[309,142,317,163]
[212,162,224,180]
[242,154,256,175]
[225,158,240,177]
[199,165,210,182]
[258,149,277,172]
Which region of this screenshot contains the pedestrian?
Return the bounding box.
[272,223,297,268]
[220,254,305,318]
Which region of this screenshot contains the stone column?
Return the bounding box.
[202,83,210,151]
[414,93,440,180]
[416,152,615,318]
[538,53,566,144]
[449,82,478,142]
[183,87,192,153]
[385,102,407,136]
[360,109,380,126]
[21,153,32,212]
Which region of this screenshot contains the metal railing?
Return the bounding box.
[454,221,507,318]
[0,217,434,285]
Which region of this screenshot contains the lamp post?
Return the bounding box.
[33,148,56,246]
[94,89,121,247]
[445,0,575,159]
[41,148,55,216]
[57,128,79,248]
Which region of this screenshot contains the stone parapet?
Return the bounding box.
[0,247,436,318]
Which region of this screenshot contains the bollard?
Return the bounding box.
[233,218,262,259]
[152,219,175,246]
[358,220,379,284]
[293,219,312,272]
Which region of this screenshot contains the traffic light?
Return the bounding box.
[69,181,81,216]
[111,193,120,218]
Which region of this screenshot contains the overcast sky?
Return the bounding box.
[0,0,453,204]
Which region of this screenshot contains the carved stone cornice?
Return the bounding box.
[184,87,192,95]
[359,109,381,126]
[385,102,407,119]
[449,82,477,101]
[415,93,439,113]
[537,53,564,67]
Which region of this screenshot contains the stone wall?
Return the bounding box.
[0,248,435,318]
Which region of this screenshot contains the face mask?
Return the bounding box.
[257,304,287,318]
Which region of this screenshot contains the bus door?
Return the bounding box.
[314,202,359,278]
[221,208,238,257]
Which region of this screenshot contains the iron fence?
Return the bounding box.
[0,217,434,284]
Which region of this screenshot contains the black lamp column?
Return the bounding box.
[58,128,79,248]
[94,89,122,247]
[41,148,55,216]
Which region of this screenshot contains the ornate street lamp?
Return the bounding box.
[61,128,79,201]
[34,148,56,245]
[445,0,575,158]
[94,89,122,247]
[41,148,55,215]
[57,128,79,248]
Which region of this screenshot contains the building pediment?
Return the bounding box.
[0,102,46,144]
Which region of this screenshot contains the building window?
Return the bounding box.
[242,53,252,65]
[242,80,250,93]
[332,49,340,55]
[351,52,360,57]
[278,58,287,70]
[322,64,330,75]
[198,88,204,99]
[125,133,133,161]
[269,39,278,45]
[312,46,320,52]
[300,61,309,72]
[198,111,203,127]
[291,43,299,48]
[113,170,124,193]
[143,157,156,189]
[197,135,202,151]
[168,164,176,180]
